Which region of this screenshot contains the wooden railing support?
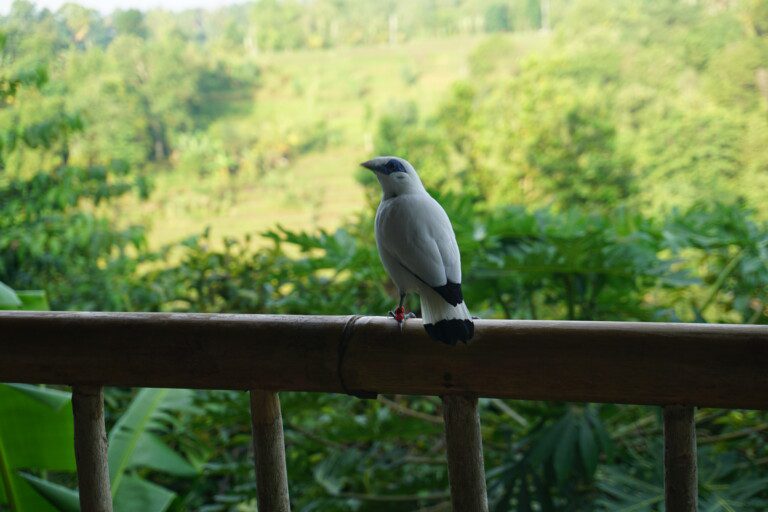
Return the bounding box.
[663,405,698,512]
[250,390,291,512]
[442,395,489,512]
[72,385,113,512]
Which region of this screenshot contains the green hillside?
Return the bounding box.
[140,34,502,247]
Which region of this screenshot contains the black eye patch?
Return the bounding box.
[382,159,407,175]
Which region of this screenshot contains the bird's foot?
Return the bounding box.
[389,305,406,322]
[388,306,416,332]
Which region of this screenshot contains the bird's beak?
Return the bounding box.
[360,160,379,172]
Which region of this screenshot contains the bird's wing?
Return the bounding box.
[378,195,462,290]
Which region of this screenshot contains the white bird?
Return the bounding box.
[361,156,474,345]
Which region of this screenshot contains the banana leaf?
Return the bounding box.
[0,384,76,512]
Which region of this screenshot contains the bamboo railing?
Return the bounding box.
[2,311,768,511]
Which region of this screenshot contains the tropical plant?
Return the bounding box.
[3,388,199,512]
[0,384,76,512]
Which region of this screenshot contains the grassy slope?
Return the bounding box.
[140,35,487,248]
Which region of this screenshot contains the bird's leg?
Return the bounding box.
[400,294,416,319]
[388,293,416,332]
[388,294,406,322]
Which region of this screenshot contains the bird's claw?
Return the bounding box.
[399,312,416,332]
[388,306,415,332]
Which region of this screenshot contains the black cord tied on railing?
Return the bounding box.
[337,314,378,399]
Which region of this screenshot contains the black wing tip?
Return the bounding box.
[424,319,475,345]
[431,282,463,307]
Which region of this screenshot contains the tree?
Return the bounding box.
[112,9,147,38]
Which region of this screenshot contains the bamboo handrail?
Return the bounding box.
[4,311,764,512]
[1,311,767,409]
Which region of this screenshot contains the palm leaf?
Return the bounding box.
[113,474,176,512]
[18,473,80,512]
[0,282,21,309]
[2,386,196,512]
[15,290,50,311]
[0,384,76,512]
[108,388,196,508]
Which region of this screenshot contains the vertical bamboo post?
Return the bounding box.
[663,405,698,512]
[442,395,489,512]
[250,390,291,512]
[72,385,113,512]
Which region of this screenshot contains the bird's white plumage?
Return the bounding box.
[364,156,474,344]
[419,290,471,325]
[375,194,460,291]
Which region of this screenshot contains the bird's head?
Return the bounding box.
[361,156,425,199]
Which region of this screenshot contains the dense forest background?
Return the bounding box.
[1,0,768,510]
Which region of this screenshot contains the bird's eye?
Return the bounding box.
[387,160,407,174]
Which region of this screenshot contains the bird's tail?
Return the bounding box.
[420,290,474,345]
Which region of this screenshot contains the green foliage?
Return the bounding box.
[416,0,768,219]
[107,389,197,510]
[0,385,76,512]
[135,222,390,316]
[19,473,80,512]
[706,38,768,111]
[4,388,199,512]
[598,443,768,511]
[428,68,637,208]
[464,204,664,321]
[14,290,50,311]
[112,10,146,38]
[0,282,21,309]
[0,284,73,512]
[0,28,150,311]
[485,3,513,32]
[0,162,149,310]
[487,405,613,509]
[373,102,452,194]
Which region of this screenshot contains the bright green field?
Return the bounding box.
[136,35,495,248]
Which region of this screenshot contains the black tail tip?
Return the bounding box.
[423,319,474,346]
